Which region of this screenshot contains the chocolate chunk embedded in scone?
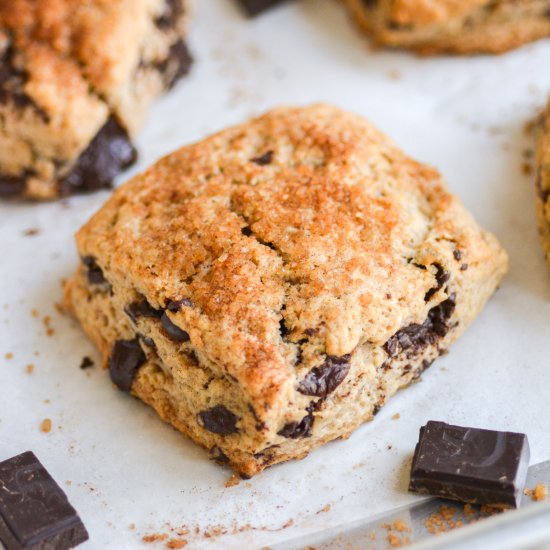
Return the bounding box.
[536,99,550,268]
[0,0,192,200]
[345,0,550,55]
[63,104,508,477]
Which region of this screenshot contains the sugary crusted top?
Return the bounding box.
[76,104,504,405]
[0,0,177,100]
[385,0,488,26]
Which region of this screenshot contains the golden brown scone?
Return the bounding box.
[536,100,550,267]
[345,0,550,55]
[0,0,192,200]
[64,104,508,477]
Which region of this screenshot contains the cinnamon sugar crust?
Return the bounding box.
[64,104,508,476]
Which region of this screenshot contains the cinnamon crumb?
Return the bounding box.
[40,418,52,433]
[166,539,187,549]
[142,534,168,543]
[224,474,240,488]
[525,484,549,501]
[25,364,34,374]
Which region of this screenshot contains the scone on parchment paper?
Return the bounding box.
[64,104,508,478]
[536,99,550,268]
[345,0,550,55]
[0,0,191,200]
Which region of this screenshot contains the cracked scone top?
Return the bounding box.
[64,104,508,477]
[0,0,191,199]
[345,0,550,55]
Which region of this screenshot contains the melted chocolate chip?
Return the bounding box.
[125,299,162,324]
[424,263,450,302]
[161,312,190,342]
[384,294,456,358]
[59,117,137,196]
[199,405,239,435]
[277,402,316,439]
[156,40,193,90]
[298,354,351,397]
[241,226,253,237]
[166,297,193,310]
[155,0,184,30]
[82,256,108,286]
[0,172,27,196]
[108,338,146,391]
[251,150,273,165]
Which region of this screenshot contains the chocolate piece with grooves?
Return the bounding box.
[108,338,146,391]
[409,421,530,508]
[0,451,89,550]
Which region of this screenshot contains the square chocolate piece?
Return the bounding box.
[409,421,530,508]
[0,451,89,549]
[236,0,292,16]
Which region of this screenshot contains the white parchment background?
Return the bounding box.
[1,1,550,548]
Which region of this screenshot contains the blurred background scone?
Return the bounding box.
[0,0,192,200]
[64,104,508,477]
[345,0,550,55]
[536,100,550,268]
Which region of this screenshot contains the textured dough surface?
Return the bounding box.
[64,104,508,477]
[345,0,550,55]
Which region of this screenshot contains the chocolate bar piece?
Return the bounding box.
[409,421,530,508]
[236,0,292,16]
[0,451,89,549]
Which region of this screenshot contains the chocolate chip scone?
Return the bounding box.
[345,0,550,55]
[63,104,508,477]
[0,0,192,200]
[536,100,550,267]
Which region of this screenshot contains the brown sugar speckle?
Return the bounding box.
[40,418,52,433]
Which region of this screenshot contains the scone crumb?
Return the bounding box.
[128,523,136,530]
[25,364,34,374]
[40,418,52,433]
[392,413,401,420]
[524,484,549,501]
[31,309,39,317]
[142,533,168,543]
[393,519,411,533]
[166,539,187,549]
[316,504,331,514]
[43,316,55,337]
[224,474,241,488]
[4,352,13,360]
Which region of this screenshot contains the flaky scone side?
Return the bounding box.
[345,0,550,55]
[536,101,550,268]
[64,104,508,477]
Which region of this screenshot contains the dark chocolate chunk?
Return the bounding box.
[453,249,462,262]
[241,226,253,237]
[156,40,193,90]
[161,312,190,342]
[139,334,156,349]
[155,0,184,30]
[424,263,450,302]
[384,294,456,358]
[79,356,94,370]
[277,402,316,439]
[59,117,137,196]
[251,150,273,165]
[199,405,239,435]
[166,297,193,311]
[81,256,108,286]
[536,170,549,203]
[236,0,292,16]
[0,173,27,197]
[125,299,163,324]
[108,338,146,392]
[298,354,351,397]
[0,451,89,550]
[209,446,230,464]
[279,318,290,338]
[409,421,530,508]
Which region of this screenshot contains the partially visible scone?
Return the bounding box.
[536,100,550,267]
[64,104,508,477]
[0,0,192,200]
[345,0,550,55]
